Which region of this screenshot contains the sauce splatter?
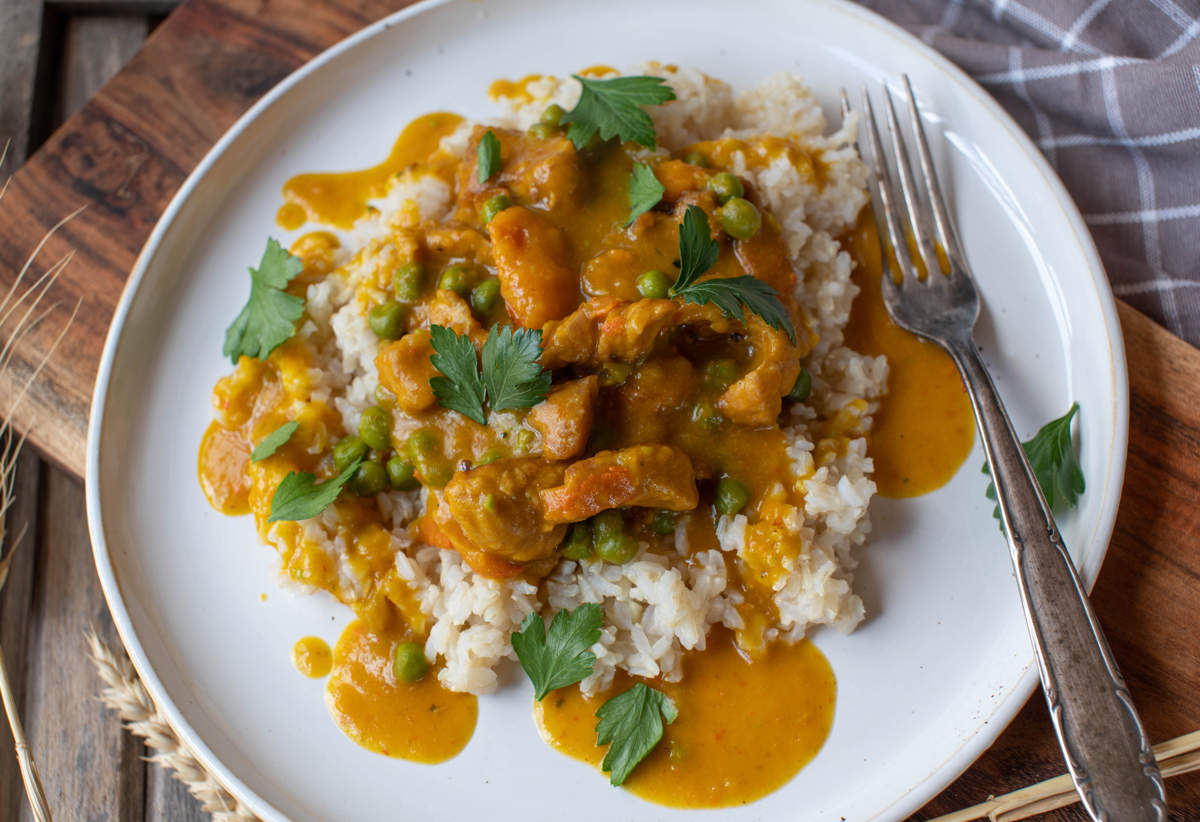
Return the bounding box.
[291,636,332,678]
[534,628,835,808]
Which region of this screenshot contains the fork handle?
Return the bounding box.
[945,336,1166,821]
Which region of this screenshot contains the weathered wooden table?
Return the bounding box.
[0,2,1197,821]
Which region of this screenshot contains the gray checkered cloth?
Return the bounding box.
[858,0,1200,345]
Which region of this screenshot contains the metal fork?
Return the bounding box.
[850,77,1167,821]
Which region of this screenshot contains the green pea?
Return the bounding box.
[788,367,812,403]
[598,361,632,387]
[705,172,744,204]
[717,197,762,241]
[375,384,395,405]
[393,642,429,683]
[438,264,474,296]
[393,261,426,302]
[702,358,739,392]
[691,397,724,431]
[650,511,677,536]
[560,522,594,560]
[332,435,369,472]
[527,122,556,140]
[470,278,502,315]
[482,493,498,513]
[683,151,709,168]
[421,463,453,489]
[351,460,388,496]
[480,194,512,226]
[636,270,671,300]
[407,429,437,460]
[593,511,638,564]
[386,455,419,491]
[358,405,392,451]
[540,104,566,127]
[715,477,751,516]
[368,300,407,340]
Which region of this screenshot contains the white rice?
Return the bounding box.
[272,65,888,695]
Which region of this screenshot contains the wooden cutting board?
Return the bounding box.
[0,0,1196,817]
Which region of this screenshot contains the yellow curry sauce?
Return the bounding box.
[199,73,973,804]
[291,636,333,678]
[535,628,834,808]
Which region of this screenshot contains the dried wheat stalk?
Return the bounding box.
[0,137,85,822]
[87,631,261,821]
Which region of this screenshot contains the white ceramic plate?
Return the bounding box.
[86,0,1127,819]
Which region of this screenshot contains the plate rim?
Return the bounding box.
[85,0,1130,818]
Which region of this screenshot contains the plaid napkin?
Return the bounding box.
[857,0,1200,346]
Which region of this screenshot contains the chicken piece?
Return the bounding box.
[716,318,803,426]
[456,126,585,216]
[653,159,710,202]
[541,445,698,524]
[613,356,696,444]
[528,376,599,460]
[540,297,732,369]
[376,329,437,414]
[434,459,567,573]
[427,289,482,341]
[489,206,580,328]
[423,224,494,267]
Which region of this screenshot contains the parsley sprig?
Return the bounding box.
[477,129,501,183]
[669,206,796,343]
[251,420,299,462]
[429,324,551,424]
[596,682,678,786]
[562,75,676,150]
[223,238,305,364]
[268,457,361,523]
[983,402,1084,525]
[511,604,603,700]
[625,163,664,227]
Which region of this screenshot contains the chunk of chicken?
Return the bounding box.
[427,289,482,341]
[489,206,580,328]
[423,224,494,268]
[528,376,599,460]
[540,445,698,524]
[456,126,585,216]
[653,159,710,203]
[540,297,731,369]
[376,329,437,414]
[433,458,567,573]
[716,317,803,426]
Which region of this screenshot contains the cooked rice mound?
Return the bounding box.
[214,65,887,695]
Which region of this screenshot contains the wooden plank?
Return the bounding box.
[61,15,151,118]
[146,760,209,822]
[0,0,43,164]
[20,470,145,822]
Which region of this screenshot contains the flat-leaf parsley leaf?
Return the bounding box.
[983,402,1084,525]
[595,682,678,786]
[222,238,305,364]
[429,324,552,424]
[481,326,552,412]
[511,603,603,700]
[477,129,501,183]
[429,325,487,425]
[268,457,361,523]
[669,206,796,343]
[561,75,676,150]
[251,420,299,462]
[625,163,665,227]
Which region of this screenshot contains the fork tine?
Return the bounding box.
[902,75,967,269]
[881,84,942,282]
[859,88,918,287]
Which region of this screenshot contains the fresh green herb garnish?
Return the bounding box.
[251,420,299,462]
[267,457,361,523]
[477,129,501,183]
[511,603,603,700]
[595,682,678,786]
[429,325,487,424]
[669,206,796,343]
[562,75,676,150]
[429,324,552,424]
[625,163,664,227]
[481,325,552,412]
[222,238,305,364]
[983,402,1084,524]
